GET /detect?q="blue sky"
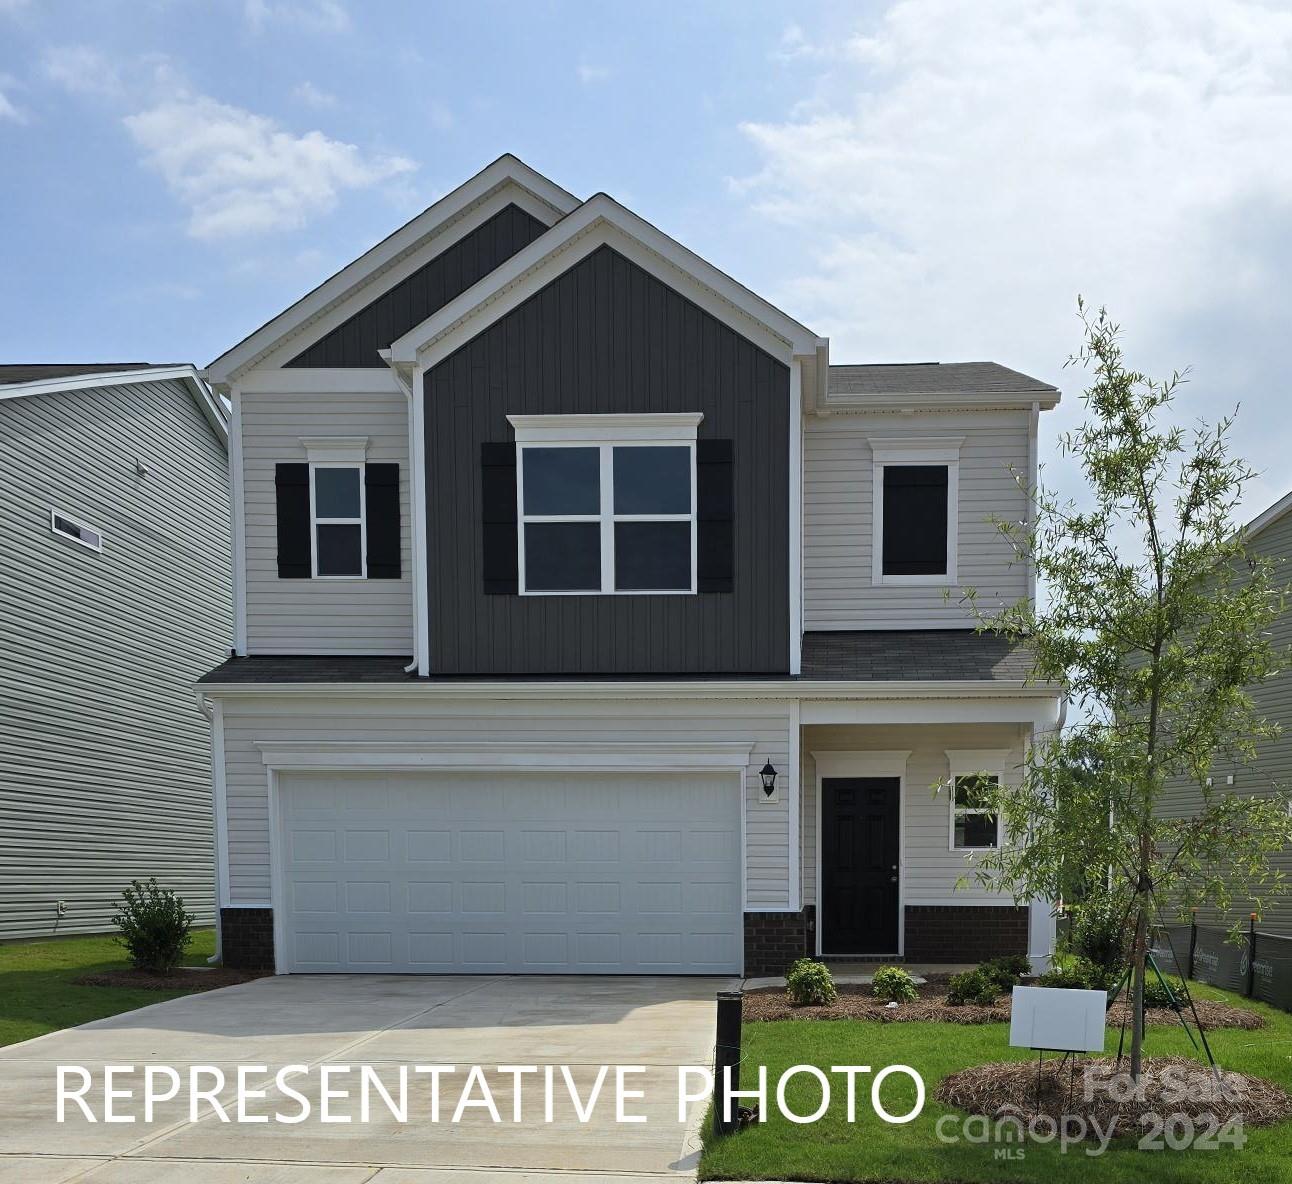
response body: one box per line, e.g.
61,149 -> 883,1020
3,0 -> 1292,514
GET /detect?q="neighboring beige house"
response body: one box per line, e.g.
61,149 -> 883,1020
0,364 -> 230,938
199,154 -> 1064,977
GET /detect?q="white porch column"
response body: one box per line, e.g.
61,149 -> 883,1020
1028,898 -> 1057,973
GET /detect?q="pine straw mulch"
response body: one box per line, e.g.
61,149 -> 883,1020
939,1056 -> 1292,1134
743,979 -> 1265,1029
72,967 -> 266,992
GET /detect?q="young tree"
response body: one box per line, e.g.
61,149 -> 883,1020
970,302 -> 1292,1078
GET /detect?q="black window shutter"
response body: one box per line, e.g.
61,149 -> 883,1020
696,438 -> 734,593
882,465 -> 948,575
364,463 -> 401,579
481,442 -> 518,594
275,463 -> 311,579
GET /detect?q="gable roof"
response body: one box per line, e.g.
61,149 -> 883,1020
207,154 -> 580,387
388,191 -> 824,370
818,361 -> 1060,412
0,364 -> 227,445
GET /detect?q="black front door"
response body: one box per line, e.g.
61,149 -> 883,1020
821,777 -> 900,955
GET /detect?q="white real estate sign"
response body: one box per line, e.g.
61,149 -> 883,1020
1009,986 -> 1107,1053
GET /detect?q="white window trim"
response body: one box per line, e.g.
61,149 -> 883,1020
50,508 -> 104,553
301,436 -> 369,464
509,413 -> 703,597
945,748 -> 1009,852
508,412 -> 703,443
310,462 -> 367,580
870,436 -> 963,587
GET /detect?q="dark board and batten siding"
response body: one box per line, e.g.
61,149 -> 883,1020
286,204 -> 548,368
424,244 -> 790,675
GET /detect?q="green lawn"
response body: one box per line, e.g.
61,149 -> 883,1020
0,929 -> 217,1047
700,984 -> 1292,1183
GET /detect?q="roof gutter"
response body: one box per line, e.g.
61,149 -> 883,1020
197,677 -> 1062,700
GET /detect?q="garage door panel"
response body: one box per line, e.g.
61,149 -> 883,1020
279,771 -> 742,974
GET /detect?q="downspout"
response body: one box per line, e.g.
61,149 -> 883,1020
381,351 -> 422,675
195,692 -> 223,965
1028,400 -> 1040,609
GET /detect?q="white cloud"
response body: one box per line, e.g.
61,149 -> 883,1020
42,45 -> 123,97
291,80 -> 337,108
577,60 -> 612,84
124,94 -> 415,238
244,0 -> 349,34
0,75 -> 25,124
738,0 -> 1292,406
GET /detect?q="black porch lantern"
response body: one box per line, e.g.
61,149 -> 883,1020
759,760 -> 778,798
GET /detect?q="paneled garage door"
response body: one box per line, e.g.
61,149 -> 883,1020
277,770 -> 743,973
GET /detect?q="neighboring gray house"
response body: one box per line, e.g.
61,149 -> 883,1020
0,364 -> 231,939
201,155 -> 1064,978
1159,489 -> 1292,938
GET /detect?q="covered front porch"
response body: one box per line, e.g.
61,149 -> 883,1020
744,656 -> 1062,976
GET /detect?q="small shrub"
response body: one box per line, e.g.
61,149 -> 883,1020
872,965 -> 918,1003
785,957 -> 837,1005
1142,974 -> 1187,1009
1062,894 -> 1132,985
112,878 -> 194,974
1035,954 -> 1102,990
946,968 -> 1000,1006
980,954 -> 1030,991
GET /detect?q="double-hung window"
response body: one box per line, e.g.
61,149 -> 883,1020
510,413 -> 701,595
871,436 -> 962,585
946,750 -> 1007,851
310,464 -> 366,578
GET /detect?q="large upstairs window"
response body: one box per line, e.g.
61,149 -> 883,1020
510,413 -> 701,595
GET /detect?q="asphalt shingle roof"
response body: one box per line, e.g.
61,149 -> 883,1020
827,361 -> 1056,398
801,630 -> 1036,681
0,363 -> 183,386
201,632 -> 1035,685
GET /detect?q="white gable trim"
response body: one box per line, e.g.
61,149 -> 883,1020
207,155 -> 580,386
0,366 -> 227,446
1244,488 -> 1292,540
390,194 -> 821,369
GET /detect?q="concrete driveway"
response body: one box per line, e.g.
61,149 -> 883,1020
0,974 -> 736,1183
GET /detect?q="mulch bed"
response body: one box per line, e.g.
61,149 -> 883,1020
939,1056 -> 1292,1134
744,980 -> 1265,1029
72,967 -> 265,992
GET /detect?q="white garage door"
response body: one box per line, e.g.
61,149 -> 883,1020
277,770 -> 742,973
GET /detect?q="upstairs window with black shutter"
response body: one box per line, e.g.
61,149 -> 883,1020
491,413 -> 731,596
870,436 -> 962,585
276,447 -> 401,581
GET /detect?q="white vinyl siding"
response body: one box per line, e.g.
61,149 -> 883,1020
241,389 -> 412,654
218,694 -> 794,910
800,722 -> 1028,906
0,379 -> 229,938
803,409 -> 1031,629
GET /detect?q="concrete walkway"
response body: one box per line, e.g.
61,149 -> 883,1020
0,974 -> 737,1183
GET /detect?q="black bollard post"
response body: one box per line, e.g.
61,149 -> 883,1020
1247,913 -> 1258,998
713,990 -> 743,1136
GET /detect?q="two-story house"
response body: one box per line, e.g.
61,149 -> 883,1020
200,155 -> 1063,977
0,363 -> 230,938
